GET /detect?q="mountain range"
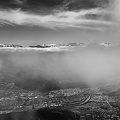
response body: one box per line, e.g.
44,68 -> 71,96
0,42 -> 118,48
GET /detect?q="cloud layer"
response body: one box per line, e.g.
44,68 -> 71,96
1,46 -> 120,91
0,8 -> 115,30
0,0 -> 119,30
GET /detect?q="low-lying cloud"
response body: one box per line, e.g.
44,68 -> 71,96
1,47 -> 120,92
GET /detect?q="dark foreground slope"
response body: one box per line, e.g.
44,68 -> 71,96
0,108 -> 77,120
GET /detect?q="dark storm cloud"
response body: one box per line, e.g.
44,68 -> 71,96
0,0 -> 63,10
13,0 -> 27,5
0,0 -> 110,11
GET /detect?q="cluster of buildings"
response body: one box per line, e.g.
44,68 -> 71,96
0,84 -> 120,120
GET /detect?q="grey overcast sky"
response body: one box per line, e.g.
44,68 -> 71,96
0,0 -> 120,46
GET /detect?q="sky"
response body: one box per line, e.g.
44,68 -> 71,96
0,0 -> 120,46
